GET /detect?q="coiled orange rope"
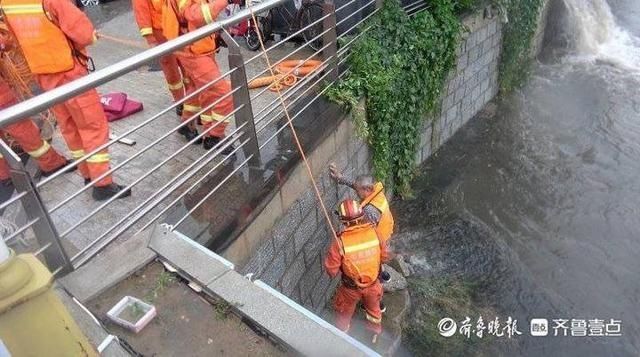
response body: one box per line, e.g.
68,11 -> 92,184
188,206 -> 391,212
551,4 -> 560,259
0,23 -> 56,141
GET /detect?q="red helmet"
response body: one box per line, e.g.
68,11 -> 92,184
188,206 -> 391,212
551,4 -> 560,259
337,199 -> 363,221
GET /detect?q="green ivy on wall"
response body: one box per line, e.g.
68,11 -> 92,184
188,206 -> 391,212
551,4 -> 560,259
496,0 -> 544,93
326,0 -> 461,197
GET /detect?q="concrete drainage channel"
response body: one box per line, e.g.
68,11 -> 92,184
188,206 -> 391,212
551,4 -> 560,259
147,224 -> 379,357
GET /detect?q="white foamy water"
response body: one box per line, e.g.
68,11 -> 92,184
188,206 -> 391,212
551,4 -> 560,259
562,0 -> 640,72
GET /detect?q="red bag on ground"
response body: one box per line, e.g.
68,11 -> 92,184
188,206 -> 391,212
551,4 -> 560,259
100,92 -> 144,122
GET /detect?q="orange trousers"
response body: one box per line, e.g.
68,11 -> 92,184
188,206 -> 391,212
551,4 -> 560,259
36,62 -> 113,187
0,81 -> 67,180
176,51 -> 234,138
148,30 -> 185,102
333,281 -> 383,335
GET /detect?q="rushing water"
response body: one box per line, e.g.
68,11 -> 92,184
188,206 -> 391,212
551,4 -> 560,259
394,0 -> 640,355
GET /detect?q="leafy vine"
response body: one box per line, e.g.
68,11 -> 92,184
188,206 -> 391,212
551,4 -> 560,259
496,0 -> 544,92
325,0 -> 462,197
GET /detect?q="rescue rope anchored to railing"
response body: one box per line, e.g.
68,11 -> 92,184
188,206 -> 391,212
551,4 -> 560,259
246,2 -> 344,254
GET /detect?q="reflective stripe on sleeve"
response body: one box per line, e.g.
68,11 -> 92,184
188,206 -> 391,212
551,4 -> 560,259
86,153 -> 110,164
201,4 -> 213,24
140,27 -> 153,36
27,140 -> 51,159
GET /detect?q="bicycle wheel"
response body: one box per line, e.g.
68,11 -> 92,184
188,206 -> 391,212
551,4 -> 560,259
246,27 -> 261,51
300,3 -> 324,52
245,15 -> 272,51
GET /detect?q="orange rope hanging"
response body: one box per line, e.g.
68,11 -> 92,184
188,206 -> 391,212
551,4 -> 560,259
246,4 -> 342,250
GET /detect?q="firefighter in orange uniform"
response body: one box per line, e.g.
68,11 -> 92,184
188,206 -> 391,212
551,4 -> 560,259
0,0 -> 131,201
162,0 -> 236,153
0,31 -> 71,186
329,164 -> 395,244
324,199 -> 388,343
132,0 -> 201,142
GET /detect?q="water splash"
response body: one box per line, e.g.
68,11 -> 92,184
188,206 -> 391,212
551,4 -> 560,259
562,0 -> 640,72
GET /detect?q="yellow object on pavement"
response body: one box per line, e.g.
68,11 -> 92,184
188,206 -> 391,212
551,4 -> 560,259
0,251 -> 98,356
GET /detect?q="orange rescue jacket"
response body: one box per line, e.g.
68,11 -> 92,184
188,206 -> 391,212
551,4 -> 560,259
0,0 -> 74,74
162,0 -> 226,55
361,182 -> 394,243
339,223 -> 382,288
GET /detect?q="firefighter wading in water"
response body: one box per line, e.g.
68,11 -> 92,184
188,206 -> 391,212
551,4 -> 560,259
0,0 -> 131,201
162,0 -> 238,153
324,199 -> 389,344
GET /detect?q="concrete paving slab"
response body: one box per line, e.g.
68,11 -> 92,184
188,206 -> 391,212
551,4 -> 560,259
148,226 -> 233,286
209,273 -> 379,357
60,229 -> 156,302
151,225 -> 377,356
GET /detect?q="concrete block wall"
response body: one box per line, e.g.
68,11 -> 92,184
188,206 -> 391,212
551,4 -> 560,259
240,118 -> 373,313
417,11 -> 502,160
239,4 -> 552,312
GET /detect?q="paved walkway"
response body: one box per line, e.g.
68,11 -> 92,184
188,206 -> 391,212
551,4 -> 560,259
4,0 -> 316,264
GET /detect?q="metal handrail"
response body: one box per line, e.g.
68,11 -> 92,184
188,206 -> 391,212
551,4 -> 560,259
0,0 -> 414,275
0,0 -> 290,126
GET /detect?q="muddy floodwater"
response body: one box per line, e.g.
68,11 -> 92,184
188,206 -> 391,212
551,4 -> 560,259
393,0 -> 640,356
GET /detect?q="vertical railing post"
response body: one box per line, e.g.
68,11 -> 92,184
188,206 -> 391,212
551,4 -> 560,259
322,1 -> 338,82
222,31 -> 262,168
0,140 -> 72,275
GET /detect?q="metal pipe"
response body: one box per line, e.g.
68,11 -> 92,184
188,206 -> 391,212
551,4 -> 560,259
48,87 -> 240,214
243,12 -> 332,67
70,134 -> 243,266
69,126 -> 247,258
36,68 -> 237,189
403,0 -> 425,10
336,7 -> 378,42
172,152 -> 253,229
255,59 -> 334,134
335,0 -> 358,13
246,26 -> 332,92
34,242 -> 52,257
259,73 -> 336,150
252,45 -> 334,123
0,233 -> 9,263
0,0 -> 289,127
138,139 -> 250,231
337,25 -> 374,57
0,191 -> 27,212
58,105 -> 246,239
2,218 -> 39,244
335,0 -> 376,28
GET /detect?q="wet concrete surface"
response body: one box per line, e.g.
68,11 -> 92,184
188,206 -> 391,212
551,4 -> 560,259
4,0 -> 325,263
393,17 -> 640,357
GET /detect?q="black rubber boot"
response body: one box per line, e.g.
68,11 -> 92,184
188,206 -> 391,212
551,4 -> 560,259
92,183 -> 132,201
176,103 -> 184,117
177,125 -> 203,145
203,136 -> 234,155
40,160 -> 77,177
